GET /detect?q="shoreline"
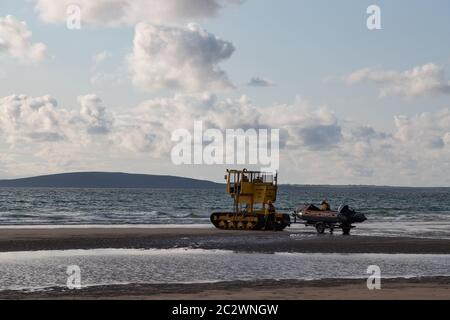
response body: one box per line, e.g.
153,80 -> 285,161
1,226 -> 450,254
1,277 -> 449,300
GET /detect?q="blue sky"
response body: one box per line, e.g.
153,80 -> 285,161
2,0 -> 450,127
1,1 -> 450,186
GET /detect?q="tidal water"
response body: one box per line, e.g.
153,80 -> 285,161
1,186 -> 450,238
0,249 -> 449,291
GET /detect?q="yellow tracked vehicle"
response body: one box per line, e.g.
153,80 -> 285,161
210,169 -> 291,231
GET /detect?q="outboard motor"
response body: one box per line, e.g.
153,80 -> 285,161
337,204 -> 367,223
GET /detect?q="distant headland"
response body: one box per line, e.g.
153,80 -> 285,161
0,172 -> 222,189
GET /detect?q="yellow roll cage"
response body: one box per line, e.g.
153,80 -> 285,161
225,169 -> 278,215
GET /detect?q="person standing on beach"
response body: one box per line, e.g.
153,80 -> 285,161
265,201 -> 277,230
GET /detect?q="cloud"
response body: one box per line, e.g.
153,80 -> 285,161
351,126 -> 389,141
111,94 -> 343,152
296,125 -> 341,149
3,93 -> 450,186
344,63 -> 450,97
258,99 -> 342,149
78,95 -> 112,134
92,51 -> 112,65
0,94 -> 113,147
0,15 -> 48,62
34,0 -> 243,27
0,95 -> 64,145
248,77 -> 275,87
0,93 -> 342,154
128,23 -> 235,92
393,109 -> 450,149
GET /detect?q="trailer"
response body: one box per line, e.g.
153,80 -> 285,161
292,204 -> 366,235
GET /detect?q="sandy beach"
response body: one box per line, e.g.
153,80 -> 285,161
1,227 -> 449,300
0,278 -> 449,300
0,227 -> 450,254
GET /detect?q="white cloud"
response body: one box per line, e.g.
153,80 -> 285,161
393,109 -> 450,149
0,94 -> 114,147
2,93 -> 450,186
345,63 -> 450,97
443,132 -> 450,145
78,95 -> 112,134
34,0 -> 243,27
257,99 -> 342,149
0,15 -> 48,63
248,77 -> 275,87
0,93 -> 343,155
0,95 -> 64,145
128,23 -> 235,92
124,94 -> 343,151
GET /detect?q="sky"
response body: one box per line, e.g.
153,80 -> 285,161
1,0 -> 450,186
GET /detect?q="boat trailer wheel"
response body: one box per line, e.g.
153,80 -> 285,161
315,222 -> 326,234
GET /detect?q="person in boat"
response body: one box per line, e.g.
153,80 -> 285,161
321,200 -> 331,211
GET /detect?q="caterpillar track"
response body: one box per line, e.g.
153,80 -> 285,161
210,212 -> 291,231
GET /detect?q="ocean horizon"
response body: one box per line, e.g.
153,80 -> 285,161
0,185 -> 449,239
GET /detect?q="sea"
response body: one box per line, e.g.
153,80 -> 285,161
1,185 -> 450,239
1,186 -> 450,292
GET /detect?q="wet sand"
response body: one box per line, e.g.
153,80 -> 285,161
0,227 -> 450,253
1,278 -> 449,300
1,227 -> 449,300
